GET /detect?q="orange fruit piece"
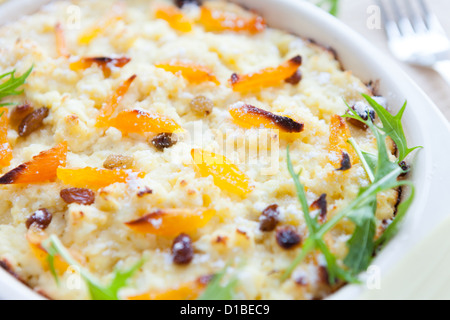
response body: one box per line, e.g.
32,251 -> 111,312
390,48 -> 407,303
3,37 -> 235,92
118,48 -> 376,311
155,4 -> 193,32
0,107 -> 13,168
229,103 -> 304,133
328,115 -> 357,169
78,4 -> 124,45
125,208 -> 215,237
0,142 -> 67,184
191,148 -> 254,197
128,278 -> 209,300
96,74 -> 137,126
55,23 -> 70,58
57,167 -> 145,190
70,56 -> 131,78
199,6 -> 266,34
155,60 -> 220,85
229,56 -> 302,93
105,109 -> 184,135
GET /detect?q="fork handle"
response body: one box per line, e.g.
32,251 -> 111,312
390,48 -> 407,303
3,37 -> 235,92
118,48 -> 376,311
433,60 -> 450,87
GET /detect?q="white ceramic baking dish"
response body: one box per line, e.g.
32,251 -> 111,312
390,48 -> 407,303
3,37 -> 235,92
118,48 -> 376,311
0,0 -> 449,300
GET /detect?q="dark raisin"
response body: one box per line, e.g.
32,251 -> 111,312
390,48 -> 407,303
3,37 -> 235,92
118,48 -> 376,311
10,104 -> 33,125
347,102 -> 375,129
172,233 -> 194,265
276,226 -> 301,250
175,0 -> 200,8
399,161 -> 410,177
151,133 -> 176,151
259,204 -> 280,232
103,154 -> 134,170
26,209 -> 52,230
137,187 -> 153,197
336,151 -> 351,171
285,70 -> 302,85
60,188 -> 95,205
311,194 -> 327,222
18,107 -> 49,137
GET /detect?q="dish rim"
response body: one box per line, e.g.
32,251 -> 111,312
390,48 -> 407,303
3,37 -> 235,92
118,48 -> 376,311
0,0 -> 449,300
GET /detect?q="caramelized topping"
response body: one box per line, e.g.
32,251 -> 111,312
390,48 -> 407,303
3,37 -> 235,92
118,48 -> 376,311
0,107 -> 12,167
229,56 -> 302,93
310,194 -> 327,223
60,188 -> 95,205
103,154 -> 135,170
229,103 -> 303,133
259,204 -> 280,232
285,70 -> 302,85
26,209 -> 52,230
172,233 -> 194,265
336,151 -> 352,171
18,107 -> 49,137
155,4 -> 193,32
276,226 -> 301,250
70,57 -> 131,77
0,143 -> 67,185
190,96 -> 214,116
329,115 -> 357,169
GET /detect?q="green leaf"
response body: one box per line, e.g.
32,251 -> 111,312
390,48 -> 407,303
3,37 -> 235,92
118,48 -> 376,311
313,0 -> 340,16
362,94 -> 422,161
344,198 -> 377,274
0,66 -> 33,101
197,265 -> 239,300
43,235 -> 144,300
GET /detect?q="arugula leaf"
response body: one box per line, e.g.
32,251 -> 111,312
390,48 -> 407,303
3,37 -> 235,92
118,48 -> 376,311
197,265 -> 239,300
362,94 -> 421,161
0,66 -> 33,102
43,235 -> 144,300
312,0 -> 340,16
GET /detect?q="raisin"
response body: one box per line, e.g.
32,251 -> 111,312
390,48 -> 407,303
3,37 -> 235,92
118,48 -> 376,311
190,96 -> 214,116
10,104 -> 33,125
311,194 -> 327,222
60,188 -> 95,205
276,226 -> 301,250
285,70 -> 302,85
172,233 -> 194,265
25,209 -> 52,230
259,204 -> 280,232
18,107 -> 49,137
175,0 -> 200,8
151,133 -> 176,151
103,154 -> 134,170
336,151 -> 351,171
347,102 -> 375,129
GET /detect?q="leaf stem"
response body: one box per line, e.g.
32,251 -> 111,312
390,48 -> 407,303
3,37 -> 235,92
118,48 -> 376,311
348,137 -> 375,183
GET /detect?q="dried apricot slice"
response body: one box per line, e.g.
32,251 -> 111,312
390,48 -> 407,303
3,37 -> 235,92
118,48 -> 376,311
55,23 -> 70,58
96,74 -> 137,126
229,56 -> 302,93
229,103 -> 303,133
155,4 -> 193,32
155,61 -> 220,85
0,107 -> 12,167
191,148 -> 254,197
328,115 -> 357,169
106,109 -> 184,135
70,57 -> 131,78
128,278 -> 208,300
78,4 -> 124,45
125,208 -> 215,237
199,6 -> 266,34
57,167 -> 145,190
0,142 -> 67,184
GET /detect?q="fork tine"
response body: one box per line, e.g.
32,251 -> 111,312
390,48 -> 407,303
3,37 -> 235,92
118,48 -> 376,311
390,0 -> 415,36
419,0 -> 447,35
377,0 -> 401,39
405,0 -> 428,34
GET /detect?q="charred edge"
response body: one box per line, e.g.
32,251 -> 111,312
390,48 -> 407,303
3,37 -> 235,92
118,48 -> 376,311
244,104 -> 304,133
307,38 -> 343,71
0,164 -> 28,184
393,186 -> 403,217
311,193 -> 327,222
285,70 -> 302,85
336,151 -> 352,171
230,73 -> 240,85
126,210 -> 165,226
289,55 -> 302,66
366,80 -> 381,96
0,259 -> 27,285
127,74 -> 138,83
137,187 -> 153,197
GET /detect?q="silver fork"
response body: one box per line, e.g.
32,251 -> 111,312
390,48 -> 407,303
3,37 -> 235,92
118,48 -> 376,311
377,0 -> 450,85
